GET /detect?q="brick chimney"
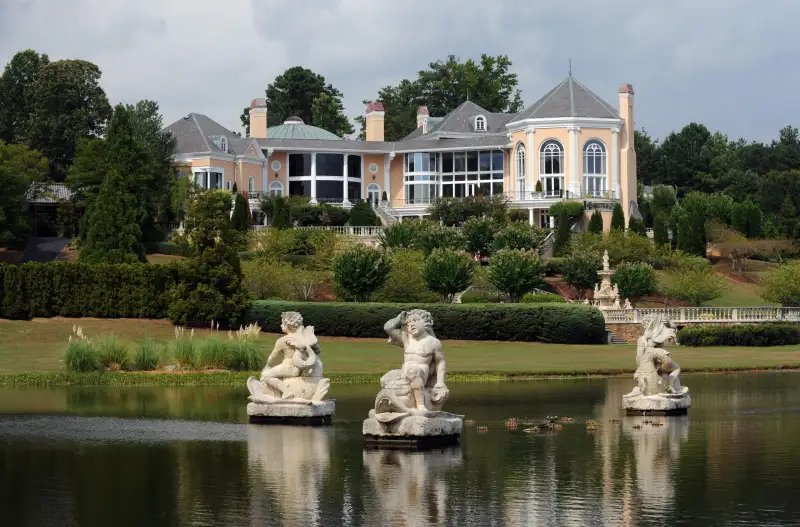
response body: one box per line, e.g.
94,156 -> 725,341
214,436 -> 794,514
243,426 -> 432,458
416,105 -> 429,129
365,101 -> 385,142
249,97 -> 268,139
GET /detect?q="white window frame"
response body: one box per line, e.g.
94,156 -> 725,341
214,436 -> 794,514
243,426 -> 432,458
219,136 -> 228,153
539,139 -> 565,198
248,176 -> 255,192
422,117 -> 429,134
516,143 -> 526,196
582,139 -> 607,198
269,180 -> 284,197
474,115 -> 487,132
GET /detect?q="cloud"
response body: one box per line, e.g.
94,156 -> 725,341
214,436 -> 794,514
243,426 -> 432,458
1,0 -> 799,140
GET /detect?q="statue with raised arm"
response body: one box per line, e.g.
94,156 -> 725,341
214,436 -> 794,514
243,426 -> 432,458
622,314 -> 691,415
246,312 -> 334,423
363,310 -> 463,445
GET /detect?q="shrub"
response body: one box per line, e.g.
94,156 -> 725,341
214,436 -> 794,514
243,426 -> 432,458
64,327 -> 99,372
628,216 -> 647,236
96,336 -> 130,370
423,248 -> 476,303
760,261 -> 800,306
661,267 -> 729,306
198,337 -> 229,369
678,324 -> 800,347
288,268 -> 329,301
349,200 -> 378,226
462,217 -> 500,259
588,211 -> 604,235
520,292 -> 565,303
417,224 -> 465,256
653,213 -> 669,246
134,337 -> 161,371
332,245 -> 390,302
546,257 -> 567,276
231,192 -> 250,231
492,223 -> 547,253
487,250 -> 547,302
171,328 -> 196,369
535,180 -> 543,192
509,210 -> 528,223
379,221 -> 425,250
611,262 -> 658,307
224,339 -> 263,371
248,301 -> 607,344
242,258 -> 294,300
374,250 -> 438,303
563,253 -> 600,298
610,202 -> 625,232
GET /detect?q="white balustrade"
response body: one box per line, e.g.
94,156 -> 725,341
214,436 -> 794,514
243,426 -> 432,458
603,307 -> 800,324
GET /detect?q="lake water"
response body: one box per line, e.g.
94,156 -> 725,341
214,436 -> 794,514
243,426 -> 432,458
1,373 -> 799,526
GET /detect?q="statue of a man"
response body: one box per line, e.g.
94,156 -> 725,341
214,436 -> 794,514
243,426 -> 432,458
631,315 -> 686,396
376,310 -> 449,416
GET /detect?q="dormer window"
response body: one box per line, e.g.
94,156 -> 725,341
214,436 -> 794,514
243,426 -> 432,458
474,115 -> 486,132
219,136 -> 228,153
422,117 -> 429,134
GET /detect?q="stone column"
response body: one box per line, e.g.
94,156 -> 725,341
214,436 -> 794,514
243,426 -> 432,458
310,153 -> 318,204
568,126 -> 580,197
528,208 -> 534,226
611,127 -> 620,199
384,153 -> 394,203
526,126 -> 535,194
549,215 -> 555,229
342,154 -> 350,205
438,153 -> 443,199
360,156 -> 365,200
205,168 -> 211,190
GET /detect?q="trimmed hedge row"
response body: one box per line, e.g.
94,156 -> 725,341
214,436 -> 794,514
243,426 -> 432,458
0,262 -> 178,320
248,301 -> 607,344
678,324 -> 800,347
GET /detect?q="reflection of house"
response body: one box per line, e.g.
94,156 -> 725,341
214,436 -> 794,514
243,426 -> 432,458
163,74 -> 638,228
25,182 -> 74,236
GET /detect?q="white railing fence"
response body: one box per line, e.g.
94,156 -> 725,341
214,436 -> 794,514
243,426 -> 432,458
250,225 -> 384,237
603,307 -> 800,324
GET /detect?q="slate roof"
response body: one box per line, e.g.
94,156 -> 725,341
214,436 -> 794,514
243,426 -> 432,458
26,182 -> 73,204
402,101 -> 514,140
512,74 -> 619,121
163,113 -> 245,155
254,135 -> 509,153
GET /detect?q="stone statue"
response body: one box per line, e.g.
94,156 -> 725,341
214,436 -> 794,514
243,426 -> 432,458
622,314 -> 691,415
246,311 -> 334,423
613,298 -> 621,309
583,298 -> 591,305
363,310 -> 463,444
624,298 -> 633,310
602,250 -> 610,270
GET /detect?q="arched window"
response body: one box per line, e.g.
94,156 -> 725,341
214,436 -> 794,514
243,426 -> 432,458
248,176 -> 255,193
474,115 -> 486,132
516,143 -> 526,197
219,136 -> 228,153
422,117 -> 429,134
269,180 -> 284,197
367,183 -> 381,204
583,139 -> 607,197
539,139 -> 565,197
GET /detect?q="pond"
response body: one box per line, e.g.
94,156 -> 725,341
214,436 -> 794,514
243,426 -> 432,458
1,373 -> 799,526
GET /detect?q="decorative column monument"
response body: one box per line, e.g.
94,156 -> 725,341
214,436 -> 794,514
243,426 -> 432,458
622,314 -> 691,416
246,311 -> 334,424
593,250 -> 621,310
362,310 -> 464,448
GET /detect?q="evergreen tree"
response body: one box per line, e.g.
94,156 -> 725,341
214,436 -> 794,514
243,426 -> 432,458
677,212 -> 707,256
628,216 -> 647,236
552,213 -> 572,257
610,202 -> 625,232
588,210 -> 604,235
232,182 -> 238,193
231,192 -> 250,231
780,195 -> 797,238
653,213 -> 670,246
80,170 -> 145,263
349,200 -> 378,226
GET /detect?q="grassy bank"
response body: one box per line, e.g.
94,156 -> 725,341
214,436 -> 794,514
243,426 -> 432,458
0,318 -> 798,386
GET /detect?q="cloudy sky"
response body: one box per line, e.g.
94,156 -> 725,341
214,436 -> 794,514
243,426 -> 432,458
1,0 -> 798,142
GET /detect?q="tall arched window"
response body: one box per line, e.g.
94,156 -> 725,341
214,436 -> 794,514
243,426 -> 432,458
516,143 -> 526,197
366,183 -> 381,204
583,139 -> 607,197
539,139 -> 565,197
219,136 -> 228,153
474,115 -> 486,132
269,180 -> 284,197
248,176 -> 255,193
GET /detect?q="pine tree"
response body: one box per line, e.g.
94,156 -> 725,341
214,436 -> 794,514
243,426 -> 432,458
628,216 -> 647,236
231,192 -> 250,231
553,213 -> 572,257
610,202 -> 625,232
653,213 -> 669,246
780,195 -> 797,239
80,170 -> 145,263
588,210 -> 604,234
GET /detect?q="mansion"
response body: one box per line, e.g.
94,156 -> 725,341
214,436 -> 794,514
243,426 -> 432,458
164,74 -> 638,228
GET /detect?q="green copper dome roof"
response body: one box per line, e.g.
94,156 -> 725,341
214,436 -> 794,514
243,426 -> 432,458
267,117 -> 340,140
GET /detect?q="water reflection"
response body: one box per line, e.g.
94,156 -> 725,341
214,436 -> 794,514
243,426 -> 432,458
247,425 -> 332,527
362,447 -> 462,526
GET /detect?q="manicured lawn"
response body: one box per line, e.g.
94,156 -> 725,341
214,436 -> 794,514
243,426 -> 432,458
0,318 -> 798,376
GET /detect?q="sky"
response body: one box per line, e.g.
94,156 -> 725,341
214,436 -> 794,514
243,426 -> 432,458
1,0 -> 799,142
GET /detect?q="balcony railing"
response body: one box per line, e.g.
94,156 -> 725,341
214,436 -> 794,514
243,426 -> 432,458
603,307 -> 800,324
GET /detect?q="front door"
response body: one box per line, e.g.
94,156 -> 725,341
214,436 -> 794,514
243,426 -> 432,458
367,186 -> 380,204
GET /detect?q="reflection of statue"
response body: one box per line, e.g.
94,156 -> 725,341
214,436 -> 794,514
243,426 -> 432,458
247,312 -> 329,403
246,312 -> 334,423
362,448 -> 462,526
623,314 -> 691,414
363,311 -> 463,443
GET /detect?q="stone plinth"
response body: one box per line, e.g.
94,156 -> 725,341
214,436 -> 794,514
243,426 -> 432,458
622,393 -> 691,416
247,400 -> 335,426
363,410 -> 464,449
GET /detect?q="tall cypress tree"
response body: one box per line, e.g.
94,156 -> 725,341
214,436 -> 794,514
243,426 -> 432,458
610,202 -> 625,232
653,214 -> 669,246
588,210 -> 604,235
231,192 -> 250,231
80,169 -> 145,263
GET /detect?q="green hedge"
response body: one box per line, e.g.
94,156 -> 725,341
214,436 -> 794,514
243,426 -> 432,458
520,292 -> 565,304
678,324 -> 800,347
248,301 -> 606,344
546,258 -> 566,276
0,262 -> 178,320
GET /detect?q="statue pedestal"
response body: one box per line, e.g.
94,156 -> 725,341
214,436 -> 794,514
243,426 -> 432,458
622,392 -> 692,416
362,410 -> 464,450
247,400 -> 335,426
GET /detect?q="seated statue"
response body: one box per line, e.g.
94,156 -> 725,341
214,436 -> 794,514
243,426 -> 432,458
371,310 -> 450,423
628,314 -> 688,398
246,311 -> 330,404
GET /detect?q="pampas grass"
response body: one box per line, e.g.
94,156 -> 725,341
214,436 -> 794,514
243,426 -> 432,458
134,336 -> 161,371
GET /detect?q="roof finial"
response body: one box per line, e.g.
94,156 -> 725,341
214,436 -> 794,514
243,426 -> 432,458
569,58 -> 572,76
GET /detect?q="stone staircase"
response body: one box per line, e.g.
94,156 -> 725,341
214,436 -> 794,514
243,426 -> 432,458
373,202 -> 399,226
606,328 -> 628,344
